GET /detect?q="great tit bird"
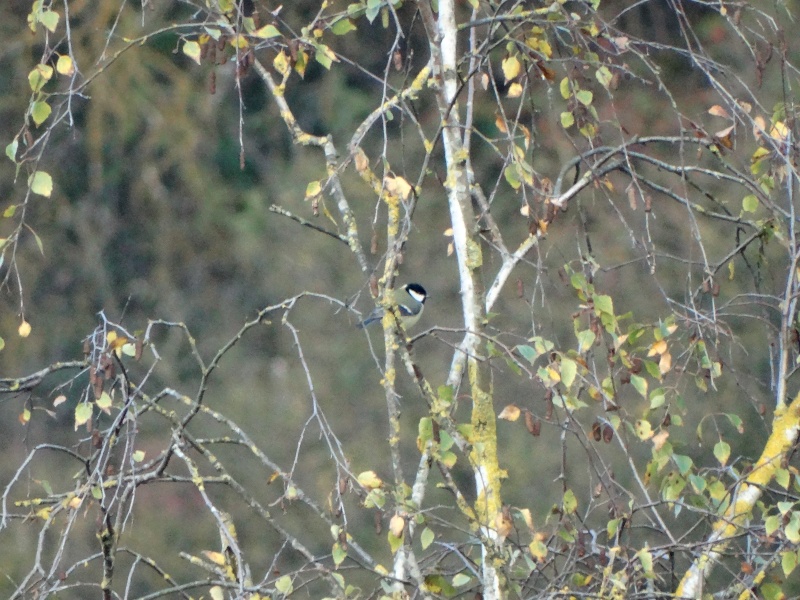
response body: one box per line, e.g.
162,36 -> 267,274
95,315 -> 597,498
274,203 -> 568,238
357,283 -> 428,329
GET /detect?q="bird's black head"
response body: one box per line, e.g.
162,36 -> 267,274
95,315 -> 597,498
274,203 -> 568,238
405,283 -> 428,303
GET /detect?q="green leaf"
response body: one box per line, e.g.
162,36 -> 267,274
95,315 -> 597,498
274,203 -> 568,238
440,450 -> 456,468
595,66 -> 613,88
787,513 -> 800,544
96,391 -> 113,410
452,573 -> 472,587
688,473 -> 706,493
29,171 -> 53,197
637,547 -> 653,576
713,440 -> 730,466
649,388 -> 666,409
776,467 -> 791,490
575,89 -> 593,106
313,43 -> 337,69
417,417 -> 433,450
630,374 -> 648,398
644,360 -> 661,380
332,541 -> 347,566
765,514 -> 781,536
305,180 -> 322,199
74,402 -> 93,428
782,550 -> 798,577
31,229 -> 44,255
725,413 -> 744,433
673,454 -> 693,476
132,450 -> 145,462
275,575 -> 293,594
347,2 -> 366,18
742,194 -> 758,212
6,137 -> 18,162
39,9 -> 59,32
387,528 -> 403,554
559,77 -> 571,99
562,489 -> 577,514
423,574 -> 456,596
31,101 -> 51,127
576,329 -> 595,353
593,294 -> 614,316
28,64 -> 54,93
331,18 -> 357,35
560,111 -> 575,129
517,344 -> 537,364
0,336 -> 4,352
504,163 -> 522,190
607,518 -> 621,538
365,0 -> 381,22
560,357 -> 577,387
182,40 -> 202,64
254,24 -> 281,38
420,527 -> 434,550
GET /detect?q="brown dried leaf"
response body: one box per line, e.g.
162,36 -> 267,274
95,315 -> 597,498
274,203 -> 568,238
708,105 -> 730,119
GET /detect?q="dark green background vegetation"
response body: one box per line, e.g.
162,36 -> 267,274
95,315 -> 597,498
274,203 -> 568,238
1,1 -> 796,597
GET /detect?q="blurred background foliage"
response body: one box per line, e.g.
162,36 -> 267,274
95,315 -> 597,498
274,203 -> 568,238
0,0 -> 797,596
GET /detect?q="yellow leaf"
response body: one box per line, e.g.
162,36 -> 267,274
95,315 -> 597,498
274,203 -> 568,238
273,50 -> 290,76
519,508 -> 534,531
230,34 -> 249,49
210,586 -> 225,600
647,339 -> 667,356
659,352 -> 672,374
389,514 -> 405,537
501,55 -> 521,83
498,404 -> 521,421
635,419 -> 654,441
507,82 -> 523,98
529,532 -> 548,560
771,120 -> 789,141
18,320 -> 32,338
183,40 -> 202,64
56,55 -> 74,76
357,470 -> 383,489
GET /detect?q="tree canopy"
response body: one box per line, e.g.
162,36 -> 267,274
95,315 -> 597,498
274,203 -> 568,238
3,1 -> 800,599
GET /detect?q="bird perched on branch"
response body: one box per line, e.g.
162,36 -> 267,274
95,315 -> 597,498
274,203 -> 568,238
357,283 -> 428,329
